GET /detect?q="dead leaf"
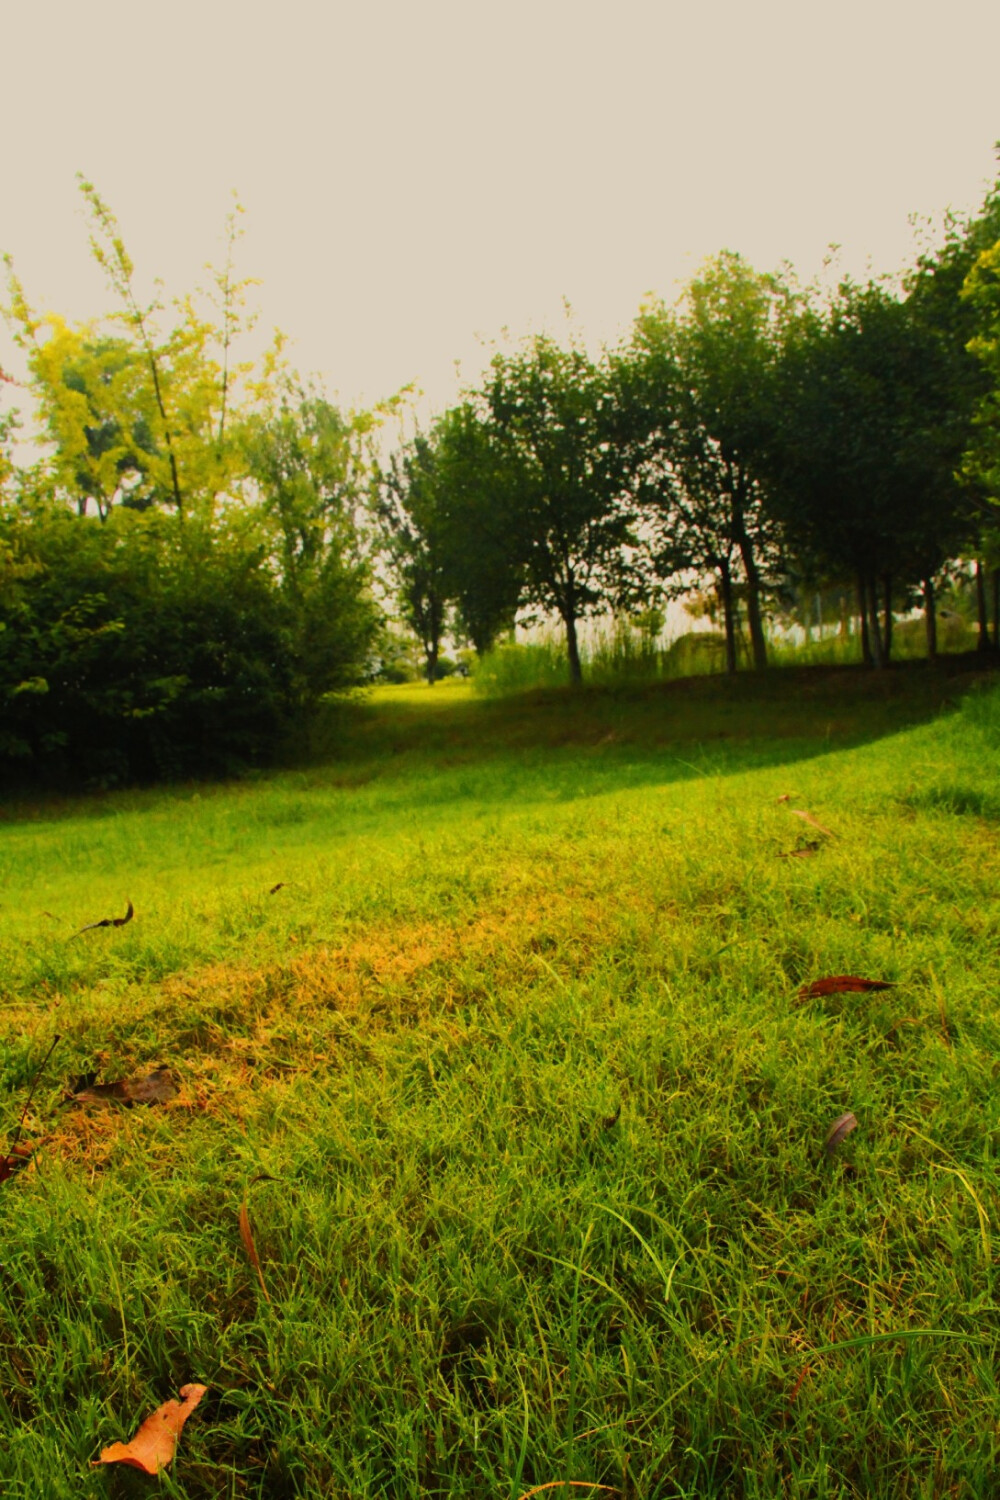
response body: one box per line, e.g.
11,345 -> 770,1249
825,1111 -> 858,1155
268,882 -> 286,895
515,1485 -> 621,1499
239,1200 -> 270,1303
798,976 -> 895,1000
775,793 -> 792,803
70,1065 -> 177,1107
72,900 -> 133,937
96,1383 -> 206,1474
790,810 -> 835,837
0,1034 -> 61,1186
777,841 -> 821,859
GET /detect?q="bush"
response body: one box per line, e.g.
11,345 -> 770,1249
0,504 -> 377,784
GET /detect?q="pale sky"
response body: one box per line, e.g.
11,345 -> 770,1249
2,0 -> 1000,427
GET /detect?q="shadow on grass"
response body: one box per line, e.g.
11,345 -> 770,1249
2,656 -> 996,830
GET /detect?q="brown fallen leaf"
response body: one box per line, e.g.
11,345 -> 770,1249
515,1485 -> 621,1499
70,1065 -> 178,1107
268,882 -> 287,895
775,793 -> 792,803
777,841 -> 821,859
798,976 -> 896,1001
239,1176 -> 276,1303
825,1111 -> 858,1155
0,1035 -> 61,1186
790,810 -> 835,838
72,899 -> 133,937
97,1383 -> 206,1474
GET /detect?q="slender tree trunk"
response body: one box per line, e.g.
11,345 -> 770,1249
857,572 -> 873,666
993,569 -> 1000,656
718,560 -> 737,675
882,571 -> 893,664
425,643 -> 439,684
976,559 -> 991,652
867,575 -> 885,669
924,575 -> 937,666
564,609 -> 583,685
736,533 -> 768,671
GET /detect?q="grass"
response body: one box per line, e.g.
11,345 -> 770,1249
470,617 -> 982,695
1,662 -> 1000,1497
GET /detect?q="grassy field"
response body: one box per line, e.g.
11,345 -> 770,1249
2,662 -> 1000,1498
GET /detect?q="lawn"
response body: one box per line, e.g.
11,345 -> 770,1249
1,662 -> 999,1498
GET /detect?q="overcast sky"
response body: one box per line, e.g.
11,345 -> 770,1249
2,0 -> 999,425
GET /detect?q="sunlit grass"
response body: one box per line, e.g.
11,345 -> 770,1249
1,667 -> 999,1497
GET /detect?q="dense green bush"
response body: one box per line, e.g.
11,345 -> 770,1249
0,504 -> 378,784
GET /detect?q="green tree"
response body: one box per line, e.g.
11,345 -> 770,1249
621,254 -> 795,672
375,432 -> 451,682
474,335 -> 642,684
765,277 -> 973,666
431,402 -> 523,655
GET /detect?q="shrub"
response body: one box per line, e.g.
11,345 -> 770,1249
0,504 -> 377,784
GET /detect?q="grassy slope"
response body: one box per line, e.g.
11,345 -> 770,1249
1,665 -> 999,1498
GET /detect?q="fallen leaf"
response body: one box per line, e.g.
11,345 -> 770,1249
790,810 -> 835,837
798,976 -> 896,1000
73,900 -> 133,937
0,1035 -> 61,1186
70,1065 -> 178,1107
268,882 -> 286,895
239,1197 -> 270,1303
97,1383 -> 206,1474
775,793 -> 792,803
777,841 -> 821,859
825,1111 -> 858,1155
516,1485 -> 621,1499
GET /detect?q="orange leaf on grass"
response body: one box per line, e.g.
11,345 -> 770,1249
798,976 -> 895,1000
97,1383 -> 206,1474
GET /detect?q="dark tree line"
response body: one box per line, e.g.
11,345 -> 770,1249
377,167 -> 1000,684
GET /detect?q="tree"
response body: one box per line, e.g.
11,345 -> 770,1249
620,255 -> 794,672
242,386 -> 381,708
473,335 -> 643,684
765,277 -> 973,666
374,432 -> 451,682
431,402 -> 523,655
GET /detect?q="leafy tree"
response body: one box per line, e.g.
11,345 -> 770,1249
766,277 -> 976,665
374,432 -> 451,682
431,402 -> 523,655
472,335 -> 643,684
241,386 -> 381,707
620,254 -> 794,672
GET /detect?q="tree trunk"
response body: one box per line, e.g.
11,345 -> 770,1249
976,559 -> 991,652
993,569 -> 1000,656
564,609 -> 583,685
866,574 -> 885,669
718,560 -> 738,675
736,533 -> 768,671
882,571 -> 893,664
924,575 -> 937,666
857,573 -> 873,666
425,643 -> 439,684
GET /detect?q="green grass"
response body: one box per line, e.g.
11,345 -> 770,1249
1,664 -> 1000,1497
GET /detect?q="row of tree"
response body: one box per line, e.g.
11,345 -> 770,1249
4,163 -> 1000,782
377,166 -> 1000,683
